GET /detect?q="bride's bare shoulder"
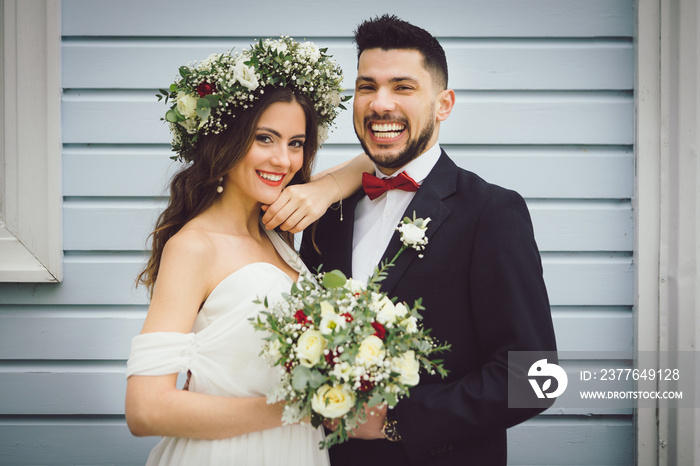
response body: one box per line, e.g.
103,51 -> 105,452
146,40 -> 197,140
164,225 -> 216,260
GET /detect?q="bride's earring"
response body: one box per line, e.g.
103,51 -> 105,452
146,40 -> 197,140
217,177 -> 224,193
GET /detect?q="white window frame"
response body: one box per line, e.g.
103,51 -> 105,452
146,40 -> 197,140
1,0 -> 62,282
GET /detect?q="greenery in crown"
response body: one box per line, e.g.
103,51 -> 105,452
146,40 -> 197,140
157,36 -> 350,163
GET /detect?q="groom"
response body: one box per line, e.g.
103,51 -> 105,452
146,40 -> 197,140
300,15 -> 558,465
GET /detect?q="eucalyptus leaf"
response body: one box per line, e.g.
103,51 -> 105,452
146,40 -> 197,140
204,94 -> 221,107
291,365 -> 311,391
308,370 -> 326,389
196,106 -> 210,121
165,109 -> 179,123
367,392 -> 384,407
322,270 -> 347,288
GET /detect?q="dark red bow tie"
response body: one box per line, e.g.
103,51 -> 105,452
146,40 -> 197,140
362,171 -> 420,200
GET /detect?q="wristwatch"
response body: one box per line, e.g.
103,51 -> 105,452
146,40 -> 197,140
381,413 -> 402,442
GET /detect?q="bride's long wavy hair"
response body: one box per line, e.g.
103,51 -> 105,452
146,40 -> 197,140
137,87 -> 319,296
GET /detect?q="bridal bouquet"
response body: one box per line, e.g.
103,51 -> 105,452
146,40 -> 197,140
252,215 -> 450,449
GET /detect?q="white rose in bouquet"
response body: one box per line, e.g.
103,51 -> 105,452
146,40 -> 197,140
319,300 -> 335,316
296,329 -> 325,368
376,297 -> 399,325
394,350 -> 421,386
356,335 -> 386,366
311,384 -> 356,418
343,278 -> 366,294
400,316 -> 419,334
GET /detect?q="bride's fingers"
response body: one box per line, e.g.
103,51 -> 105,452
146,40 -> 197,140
262,194 -> 294,230
284,211 -> 317,234
261,194 -> 287,227
277,211 -> 304,233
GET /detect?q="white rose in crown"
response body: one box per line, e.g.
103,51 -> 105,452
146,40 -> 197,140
299,41 -> 321,63
177,118 -> 198,134
394,350 -> 421,386
200,53 -> 221,68
233,61 -> 259,91
329,90 -> 342,107
175,91 -> 198,119
317,124 -> 330,146
356,335 -> 386,366
296,329 -> 325,368
264,39 -> 288,55
311,384 -> 356,418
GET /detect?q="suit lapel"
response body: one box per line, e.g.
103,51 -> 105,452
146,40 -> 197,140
377,151 -> 458,295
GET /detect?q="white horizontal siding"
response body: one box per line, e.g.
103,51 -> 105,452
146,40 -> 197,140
61,90 -> 633,145
0,307 -> 632,361
0,254 -> 633,306
63,145 -> 634,199
62,38 -> 634,91
61,198 -> 633,252
0,358 -> 634,416
0,416 -> 633,465
0,0 -> 635,464
61,0 -> 633,38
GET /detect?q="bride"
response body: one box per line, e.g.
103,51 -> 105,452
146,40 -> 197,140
125,38 -> 370,465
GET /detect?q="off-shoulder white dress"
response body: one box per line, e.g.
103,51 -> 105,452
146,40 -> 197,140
126,228 -> 328,466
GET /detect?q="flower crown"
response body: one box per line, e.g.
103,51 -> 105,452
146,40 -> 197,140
158,36 -> 350,163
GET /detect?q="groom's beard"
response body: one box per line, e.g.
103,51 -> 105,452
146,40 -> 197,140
356,117 -> 436,171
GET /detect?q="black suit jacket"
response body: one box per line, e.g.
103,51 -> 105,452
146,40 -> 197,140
300,151 -> 557,465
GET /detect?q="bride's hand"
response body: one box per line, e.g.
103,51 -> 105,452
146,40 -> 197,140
261,175 -> 340,233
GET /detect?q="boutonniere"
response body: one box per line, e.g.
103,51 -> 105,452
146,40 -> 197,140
396,213 -> 430,256
371,212 -> 430,285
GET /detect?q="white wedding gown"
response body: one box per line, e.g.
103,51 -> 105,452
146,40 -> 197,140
126,228 -> 329,466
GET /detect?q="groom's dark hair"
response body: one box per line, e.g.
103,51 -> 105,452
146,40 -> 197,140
353,14 -> 448,90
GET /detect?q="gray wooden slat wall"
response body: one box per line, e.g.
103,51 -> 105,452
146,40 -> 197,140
0,0 -> 635,464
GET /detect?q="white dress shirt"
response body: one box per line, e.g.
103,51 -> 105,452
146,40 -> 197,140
352,143 -> 442,283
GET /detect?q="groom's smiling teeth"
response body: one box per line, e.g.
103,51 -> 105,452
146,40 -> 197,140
257,170 -> 284,182
371,122 -> 405,139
